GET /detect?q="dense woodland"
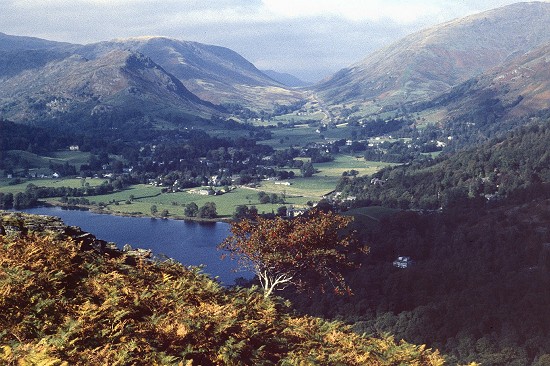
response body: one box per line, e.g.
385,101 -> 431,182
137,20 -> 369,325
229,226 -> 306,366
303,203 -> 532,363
288,193 -> 550,365
283,118 -> 550,365
337,120 -> 550,210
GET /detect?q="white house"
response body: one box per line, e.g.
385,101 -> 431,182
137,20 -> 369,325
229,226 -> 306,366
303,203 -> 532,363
393,256 -> 413,269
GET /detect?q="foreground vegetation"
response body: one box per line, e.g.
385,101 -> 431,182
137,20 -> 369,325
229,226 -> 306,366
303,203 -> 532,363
0,212 -> 445,365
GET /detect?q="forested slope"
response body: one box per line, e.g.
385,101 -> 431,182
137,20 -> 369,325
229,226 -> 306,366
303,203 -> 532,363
300,120 -> 550,365
338,120 -> 550,209
292,194 -> 550,365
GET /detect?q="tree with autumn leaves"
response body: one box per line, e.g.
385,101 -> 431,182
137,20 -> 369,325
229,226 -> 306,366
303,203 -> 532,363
220,209 -> 368,298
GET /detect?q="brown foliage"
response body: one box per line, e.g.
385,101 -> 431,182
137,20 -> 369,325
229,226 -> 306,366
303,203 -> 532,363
0,221 -> 442,365
221,209 -> 368,297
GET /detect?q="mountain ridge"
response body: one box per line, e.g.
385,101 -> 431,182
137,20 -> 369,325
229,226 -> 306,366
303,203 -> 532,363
77,36 -> 304,108
0,48 -> 218,126
315,2 -> 550,117
261,69 -> 313,87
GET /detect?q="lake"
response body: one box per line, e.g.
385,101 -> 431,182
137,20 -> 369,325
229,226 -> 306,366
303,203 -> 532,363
20,207 -> 252,285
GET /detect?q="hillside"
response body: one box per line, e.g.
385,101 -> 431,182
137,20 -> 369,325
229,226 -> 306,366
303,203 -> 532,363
0,33 -> 305,130
0,32 -> 73,51
337,120 -> 550,209
0,33 -> 78,81
78,37 -> 305,110
0,211 -> 444,365
0,48 -> 219,128
315,2 -> 550,117
291,121 -> 550,365
294,193 -> 550,365
262,69 -> 312,87
417,41 -> 550,137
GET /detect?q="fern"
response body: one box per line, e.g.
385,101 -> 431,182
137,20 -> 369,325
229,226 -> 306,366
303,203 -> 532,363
0,213 -> 446,365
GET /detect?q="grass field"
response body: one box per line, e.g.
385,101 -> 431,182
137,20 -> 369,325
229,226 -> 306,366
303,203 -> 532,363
2,154 -> 391,219
261,124 -> 351,149
4,150 -> 94,170
40,185 -> 308,219
0,178 -> 109,193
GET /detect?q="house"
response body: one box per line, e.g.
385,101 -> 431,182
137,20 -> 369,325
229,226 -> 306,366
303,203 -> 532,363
198,189 -> 214,196
287,207 -> 307,218
371,178 -> 385,186
393,256 -> 413,269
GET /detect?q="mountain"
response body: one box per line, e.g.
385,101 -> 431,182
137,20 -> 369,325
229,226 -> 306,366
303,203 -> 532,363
78,37 -> 305,109
0,48 -> 218,127
315,2 -> 550,116
261,70 -> 312,87
0,33 -> 77,80
0,32 -> 73,51
425,41 -> 550,126
0,33 -> 306,132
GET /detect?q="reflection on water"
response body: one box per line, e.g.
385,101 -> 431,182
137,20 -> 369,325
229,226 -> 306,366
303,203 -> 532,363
20,207 -> 251,285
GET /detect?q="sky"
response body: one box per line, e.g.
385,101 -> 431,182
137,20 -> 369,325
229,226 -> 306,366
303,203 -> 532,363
1,0 -> 540,82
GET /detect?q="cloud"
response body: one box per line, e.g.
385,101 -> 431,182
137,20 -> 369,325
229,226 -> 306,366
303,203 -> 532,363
261,0 -> 440,23
1,0 -> 543,81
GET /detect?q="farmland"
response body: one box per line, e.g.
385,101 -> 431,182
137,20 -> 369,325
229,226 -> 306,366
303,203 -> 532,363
0,155 -> 391,220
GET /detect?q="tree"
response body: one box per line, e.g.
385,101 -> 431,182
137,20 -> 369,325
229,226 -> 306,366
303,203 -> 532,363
301,161 -> 315,177
220,209 -> 367,298
150,205 -> 158,216
184,202 -> 199,217
258,191 -> 270,204
233,204 -> 250,220
198,202 -> 217,219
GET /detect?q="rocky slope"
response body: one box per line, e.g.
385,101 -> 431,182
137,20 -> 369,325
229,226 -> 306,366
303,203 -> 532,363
76,36 -> 304,109
0,48 -> 218,125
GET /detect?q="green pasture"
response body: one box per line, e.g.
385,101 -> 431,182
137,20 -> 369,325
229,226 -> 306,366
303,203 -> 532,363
2,153 -> 391,219
0,178 -> 108,194
256,156 -> 390,198
270,111 -> 325,123
73,184 -> 163,203
41,185 -> 304,219
4,150 -> 93,170
315,155 -> 390,177
49,151 -> 93,168
261,124 -> 352,149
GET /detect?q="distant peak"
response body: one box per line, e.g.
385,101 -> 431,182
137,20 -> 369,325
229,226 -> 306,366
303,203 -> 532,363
111,36 -> 172,43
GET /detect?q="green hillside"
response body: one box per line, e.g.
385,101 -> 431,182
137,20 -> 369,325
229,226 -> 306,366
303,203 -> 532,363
337,120 -> 550,209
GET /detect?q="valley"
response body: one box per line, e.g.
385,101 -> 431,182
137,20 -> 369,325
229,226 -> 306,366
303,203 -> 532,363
2,2 -> 550,365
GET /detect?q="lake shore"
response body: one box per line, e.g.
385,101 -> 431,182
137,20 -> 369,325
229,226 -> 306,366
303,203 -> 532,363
37,201 -> 233,224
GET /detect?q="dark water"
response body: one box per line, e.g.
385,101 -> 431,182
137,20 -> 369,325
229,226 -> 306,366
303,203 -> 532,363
20,207 -> 251,285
